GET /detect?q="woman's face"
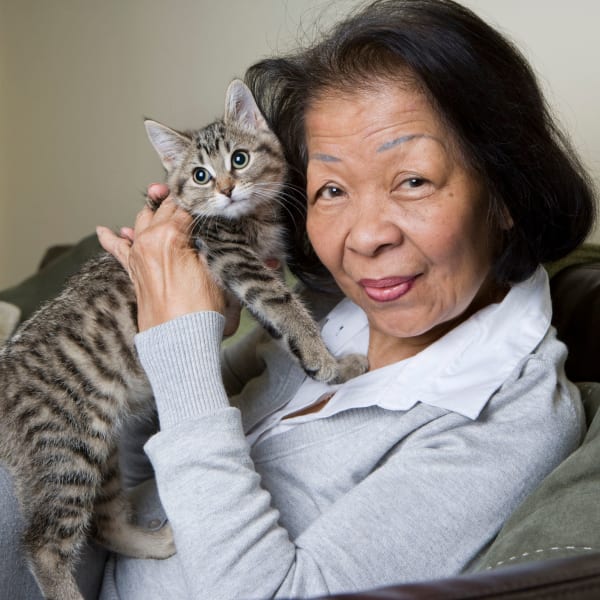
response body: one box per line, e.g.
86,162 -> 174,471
305,82 -> 501,368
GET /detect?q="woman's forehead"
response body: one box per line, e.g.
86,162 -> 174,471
305,88 -> 446,150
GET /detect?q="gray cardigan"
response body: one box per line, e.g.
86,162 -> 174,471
99,308 -> 584,600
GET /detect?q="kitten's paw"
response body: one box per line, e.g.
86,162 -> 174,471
144,522 -> 177,560
304,353 -> 368,383
98,521 -> 176,559
331,353 -> 369,384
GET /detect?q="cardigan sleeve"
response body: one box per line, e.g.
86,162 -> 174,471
130,311 -> 584,599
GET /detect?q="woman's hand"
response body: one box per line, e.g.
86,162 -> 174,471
97,184 -> 237,333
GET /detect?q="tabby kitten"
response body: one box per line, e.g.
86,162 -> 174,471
0,80 -> 367,600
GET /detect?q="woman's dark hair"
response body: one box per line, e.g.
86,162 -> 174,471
246,0 -> 596,289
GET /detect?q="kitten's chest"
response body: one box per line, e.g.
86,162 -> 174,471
199,216 -> 285,262
245,219 -> 286,260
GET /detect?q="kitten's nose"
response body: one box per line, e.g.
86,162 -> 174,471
221,185 -> 235,197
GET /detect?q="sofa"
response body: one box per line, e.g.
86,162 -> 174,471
1,236 -> 599,599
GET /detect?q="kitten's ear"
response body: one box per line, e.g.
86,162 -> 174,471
144,119 -> 189,171
224,79 -> 268,130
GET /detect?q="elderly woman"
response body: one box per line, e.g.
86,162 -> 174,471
92,1 -> 595,597
2,0 -> 595,598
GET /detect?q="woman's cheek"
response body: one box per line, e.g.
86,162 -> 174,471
306,210 -> 340,271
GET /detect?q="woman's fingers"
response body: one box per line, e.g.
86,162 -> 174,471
128,199 -> 192,257
98,189 -> 278,335
143,196 -> 189,229
134,203 -> 157,232
147,182 -> 170,204
119,226 -> 135,243
99,196 -> 220,331
98,196 -> 192,271
96,226 -> 132,271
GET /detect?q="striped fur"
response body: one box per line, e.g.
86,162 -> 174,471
0,80 -> 366,600
0,255 -> 173,600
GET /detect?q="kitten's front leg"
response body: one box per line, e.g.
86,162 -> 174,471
220,256 -> 368,383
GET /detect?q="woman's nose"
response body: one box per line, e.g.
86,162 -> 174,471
346,200 -> 404,257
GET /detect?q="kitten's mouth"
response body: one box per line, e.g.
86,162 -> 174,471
219,194 -> 255,218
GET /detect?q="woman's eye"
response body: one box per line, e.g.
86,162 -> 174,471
396,176 -> 434,198
405,177 -> 426,188
192,167 -> 212,185
231,150 -> 250,169
317,185 -> 345,200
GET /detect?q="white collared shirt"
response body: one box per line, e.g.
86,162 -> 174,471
246,267 -> 552,446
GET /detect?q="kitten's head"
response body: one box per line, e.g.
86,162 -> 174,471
145,80 -> 286,220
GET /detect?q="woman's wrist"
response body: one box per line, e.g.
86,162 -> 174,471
135,311 -> 230,429
135,282 -> 225,332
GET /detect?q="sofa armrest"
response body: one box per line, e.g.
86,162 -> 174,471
314,552 -> 600,599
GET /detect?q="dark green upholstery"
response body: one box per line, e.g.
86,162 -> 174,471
0,235 -> 102,322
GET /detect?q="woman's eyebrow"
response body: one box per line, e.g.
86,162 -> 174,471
377,133 -> 441,153
310,153 -> 342,163
309,134 -> 444,162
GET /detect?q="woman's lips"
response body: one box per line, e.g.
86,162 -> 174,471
359,275 -> 419,302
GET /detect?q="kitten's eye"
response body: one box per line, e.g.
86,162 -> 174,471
192,167 -> 212,185
231,150 -> 250,170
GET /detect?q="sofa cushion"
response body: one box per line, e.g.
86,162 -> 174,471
551,263 -> 600,383
0,234 -> 101,323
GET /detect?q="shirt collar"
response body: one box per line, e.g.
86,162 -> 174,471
288,266 -> 552,422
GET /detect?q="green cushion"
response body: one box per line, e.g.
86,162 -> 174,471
544,243 -> 600,278
474,382 -> 600,571
0,234 -> 102,323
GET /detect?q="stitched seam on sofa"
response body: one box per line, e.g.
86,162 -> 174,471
485,545 -> 597,569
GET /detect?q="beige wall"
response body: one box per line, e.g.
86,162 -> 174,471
1,0 -> 598,289
0,1 -> 9,285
